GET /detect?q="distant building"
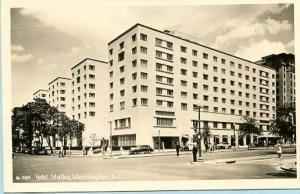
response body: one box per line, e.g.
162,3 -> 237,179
256,53 -> 295,108
71,58 -> 109,147
33,89 -> 49,101
48,77 -> 72,117
256,53 -> 296,143
107,23 -> 277,149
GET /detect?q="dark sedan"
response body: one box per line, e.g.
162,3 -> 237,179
129,145 -> 154,154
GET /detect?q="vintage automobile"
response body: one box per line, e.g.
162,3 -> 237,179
216,143 -> 231,149
129,145 -> 154,154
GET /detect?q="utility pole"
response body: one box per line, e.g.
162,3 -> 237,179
109,121 -> 112,155
158,130 -> 161,152
197,106 -> 202,158
233,123 -> 236,150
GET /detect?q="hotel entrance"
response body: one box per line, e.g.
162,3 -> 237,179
153,136 -> 179,149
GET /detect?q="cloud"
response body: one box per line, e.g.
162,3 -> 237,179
235,39 -> 287,61
214,17 -> 292,49
11,44 -> 24,52
265,18 -> 291,34
37,58 -> 44,63
60,46 -> 80,56
12,53 -> 33,62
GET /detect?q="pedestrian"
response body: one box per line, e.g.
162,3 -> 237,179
205,143 -> 208,152
192,145 -> 198,162
60,145 -> 64,157
120,146 -> 124,156
82,146 -> 86,156
176,143 -> 180,157
277,143 -> 282,160
162,142 -> 165,151
88,146 -> 93,157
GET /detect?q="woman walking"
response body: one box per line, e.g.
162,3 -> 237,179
277,143 -> 282,160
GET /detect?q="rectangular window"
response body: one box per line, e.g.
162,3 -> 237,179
141,98 -> 148,106
140,46 -> 147,54
141,59 -> 147,67
180,57 -> 187,64
181,91 -> 187,98
180,69 -> 187,75
118,51 -> 125,61
89,74 -> 95,79
132,34 -> 136,42
120,78 -> 125,84
140,33 -> 147,41
120,66 -> 125,73
181,80 -> 187,87
89,84 -> 95,89
203,53 -> 208,59
221,59 -> 226,64
132,98 -> 137,107
119,41 -> 124,49
213,56 -> 218,62
109,48 -> 113,55
141,85 -> 148,92
132,60 -> 137,68
89,93 -> 95,98
141,72 -> 148,79
192,60 -> 198,67
193,72 -> 198,78
181,103 -> 188,110
192,50 -> 198,56
203,63 -> 208,70
120,101 -> 125,110
180,46 -> 187,53
132,47 -> 137,54
120,89 -> 125,96
89,65 -> 95,70
157,118 -> 173,127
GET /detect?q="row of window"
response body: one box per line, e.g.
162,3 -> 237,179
72,65 -> 95,77
72,111 -> 96,120
109,98 -> 149,111
72,93 -> 95,102
72,102 -> 96,111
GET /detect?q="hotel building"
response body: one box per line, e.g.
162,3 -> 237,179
71,58 -> 109,146
48,77 -> 72,117
33,89 -> 49,102
107,23 -> 277,149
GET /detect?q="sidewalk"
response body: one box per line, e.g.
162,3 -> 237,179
204,153 -> 296,164
64,146 -> 281,158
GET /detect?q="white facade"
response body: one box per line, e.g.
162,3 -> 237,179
71,58 -> 109,146
48,77 -> 72,117
108,24 -> 277,149
33,89 -> 49,102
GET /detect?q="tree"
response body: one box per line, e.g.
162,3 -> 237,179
239,115 -> 262,148
11,98 -> 85,153
270,106 -> 295,143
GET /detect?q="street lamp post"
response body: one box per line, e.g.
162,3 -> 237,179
158,130 -> 161,152
197,106 -> 203,158
109,121 -> 112,155
233,123 -> 236,150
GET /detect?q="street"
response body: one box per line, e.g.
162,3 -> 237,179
13,148 -> 296,182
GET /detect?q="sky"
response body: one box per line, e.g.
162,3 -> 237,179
11,3 -> 294,107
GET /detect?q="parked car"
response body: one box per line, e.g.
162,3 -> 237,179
129,145 -> 154,154
216,143 -> 231,149
23,147 -> 32,154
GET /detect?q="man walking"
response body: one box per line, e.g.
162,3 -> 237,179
192,145 -> 198,162
176,143 -> 180,157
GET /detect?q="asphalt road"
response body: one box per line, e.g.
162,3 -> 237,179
13,148 -> 296,182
